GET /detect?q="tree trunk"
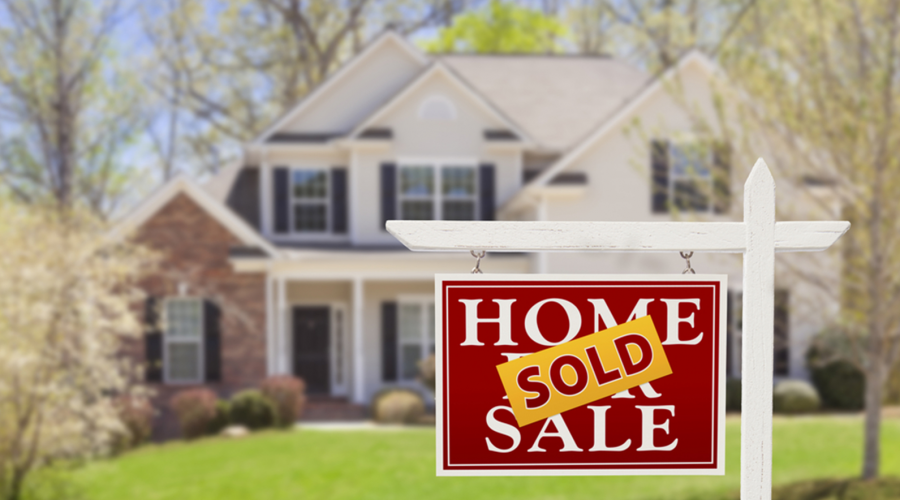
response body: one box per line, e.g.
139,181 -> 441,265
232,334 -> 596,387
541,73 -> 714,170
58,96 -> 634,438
862,150 -> 887,479
7,465 -> 26,500
863,357 -> 884,479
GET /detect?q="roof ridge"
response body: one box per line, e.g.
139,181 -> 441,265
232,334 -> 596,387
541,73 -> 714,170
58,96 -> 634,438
437,52 -> 614,59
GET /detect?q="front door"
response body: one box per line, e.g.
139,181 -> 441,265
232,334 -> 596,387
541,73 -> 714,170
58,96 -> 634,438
292,306 -> 330,394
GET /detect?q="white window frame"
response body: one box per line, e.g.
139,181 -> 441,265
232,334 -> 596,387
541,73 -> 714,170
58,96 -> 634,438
290,167 -> 330,234
668,141 -> 714,213
163,297 -> 205,385
396,161 -> 479,221
397,296 -> 435,383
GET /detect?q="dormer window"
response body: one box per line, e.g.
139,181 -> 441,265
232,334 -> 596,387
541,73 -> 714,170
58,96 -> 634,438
293,169 -> 329,232
398,163 -> 477,221
418,95 -> 457,121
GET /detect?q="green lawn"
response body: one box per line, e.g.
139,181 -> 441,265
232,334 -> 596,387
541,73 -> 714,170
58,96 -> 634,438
69,416 -> 900,500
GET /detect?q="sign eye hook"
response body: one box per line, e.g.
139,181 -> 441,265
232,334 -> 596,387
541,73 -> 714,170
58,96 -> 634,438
470,250 -> 485,274
680,251 -> 696,274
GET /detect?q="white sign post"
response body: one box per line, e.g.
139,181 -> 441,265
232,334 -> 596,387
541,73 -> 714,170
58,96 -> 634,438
387,159 -> 849,499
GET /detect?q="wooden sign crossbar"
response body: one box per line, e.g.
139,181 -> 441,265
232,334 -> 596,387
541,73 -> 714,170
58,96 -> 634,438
387,159 -> 850,500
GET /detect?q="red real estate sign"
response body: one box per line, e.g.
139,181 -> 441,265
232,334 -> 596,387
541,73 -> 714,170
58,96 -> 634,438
435,274 -> 727,476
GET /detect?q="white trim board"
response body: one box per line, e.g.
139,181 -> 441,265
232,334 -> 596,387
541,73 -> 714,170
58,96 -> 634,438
387,219 -> 848,253
109,175 -> 279,258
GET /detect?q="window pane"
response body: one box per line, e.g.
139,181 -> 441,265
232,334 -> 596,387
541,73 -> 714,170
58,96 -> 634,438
293,170 -> 328,198
442,167 -> 476,197
294,204 -> 327,232
399,304 -> 422,341
671,144 -> 710,177
401,344 -> 422,380
673,179 -> 710,211
401,200 -> 433,220
400,167 -> 434,196
166,299 -> 202,338
167,342 -> 200,381
442,200 -> 475,221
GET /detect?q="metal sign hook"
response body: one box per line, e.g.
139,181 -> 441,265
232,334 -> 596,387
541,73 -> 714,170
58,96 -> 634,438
680,251 -> 696,274
470,250 -> 485,274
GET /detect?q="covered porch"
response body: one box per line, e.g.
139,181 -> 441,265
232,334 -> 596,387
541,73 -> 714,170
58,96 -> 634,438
233,248 -> 531,405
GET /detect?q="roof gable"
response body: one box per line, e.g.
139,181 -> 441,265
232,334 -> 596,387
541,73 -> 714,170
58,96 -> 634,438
348,62 -> 533,145
254,31 -> 428,143
441,55 -> 649,150
110,176 -> 278,257
523,52 -> 719,190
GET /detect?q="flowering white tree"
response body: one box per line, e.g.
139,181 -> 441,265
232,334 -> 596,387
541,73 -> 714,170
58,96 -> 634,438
0,206 -> 154,500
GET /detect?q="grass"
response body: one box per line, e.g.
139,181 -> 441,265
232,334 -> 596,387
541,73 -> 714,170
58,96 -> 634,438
66,416 -> 900,500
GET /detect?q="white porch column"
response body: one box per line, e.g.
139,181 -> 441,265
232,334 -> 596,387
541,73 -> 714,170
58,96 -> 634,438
265,274 -> 274,375
352,277 -> 365,404
278,277 -> 288,374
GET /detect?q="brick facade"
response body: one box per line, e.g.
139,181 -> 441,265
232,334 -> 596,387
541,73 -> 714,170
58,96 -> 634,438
135,193 -> 267,439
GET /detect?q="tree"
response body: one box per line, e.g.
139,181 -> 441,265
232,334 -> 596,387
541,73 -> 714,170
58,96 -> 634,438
717,0 -> 900,480
143,0 -> 467,177
0,205 -> 154,500
421,0 -> 569,53
0,0 -> 144,215
564,0 -> 755,69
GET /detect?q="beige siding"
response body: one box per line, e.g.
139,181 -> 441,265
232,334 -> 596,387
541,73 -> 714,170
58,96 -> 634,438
282,39 -> 424,133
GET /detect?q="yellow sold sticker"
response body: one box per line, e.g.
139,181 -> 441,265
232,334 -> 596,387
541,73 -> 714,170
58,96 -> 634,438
496,316 -> 673,427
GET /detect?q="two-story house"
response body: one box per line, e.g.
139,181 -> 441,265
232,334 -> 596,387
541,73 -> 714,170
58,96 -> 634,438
113,31 -> 836,437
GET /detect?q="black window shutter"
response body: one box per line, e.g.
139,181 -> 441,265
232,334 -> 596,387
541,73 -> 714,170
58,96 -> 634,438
331,167 -> 348,234
273,167 -> 290,233
144,297 -> 163,383
380,163 -> 396,231
204,300 -> 222,382
712,142 -> 732,214
479,163 -> 496,221
651,140 -> 670,214
382,302 -> 398,382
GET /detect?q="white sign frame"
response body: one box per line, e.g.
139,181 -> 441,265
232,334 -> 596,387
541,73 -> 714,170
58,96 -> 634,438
388,160 -> 850,499
434,273 -> 729,476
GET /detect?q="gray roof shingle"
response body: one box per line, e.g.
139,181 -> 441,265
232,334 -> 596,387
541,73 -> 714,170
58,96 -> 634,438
440,54 -> 649,151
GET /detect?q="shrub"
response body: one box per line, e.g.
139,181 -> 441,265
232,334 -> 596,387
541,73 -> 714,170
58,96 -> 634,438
372,388 -> 425,424
229,389 -> 277,430
260,376 -> 306,427
112,395 -> 154,452
725,378 -> 741,412
773,380 -> 821,414
418,355 -> 436,394
806,329 -> 865,410
170,388 -> 218,439
207,400 -> 231,435
810,359 -> 865,410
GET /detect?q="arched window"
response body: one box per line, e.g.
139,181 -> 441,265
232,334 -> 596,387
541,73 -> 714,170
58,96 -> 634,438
417,94 -> 457,121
